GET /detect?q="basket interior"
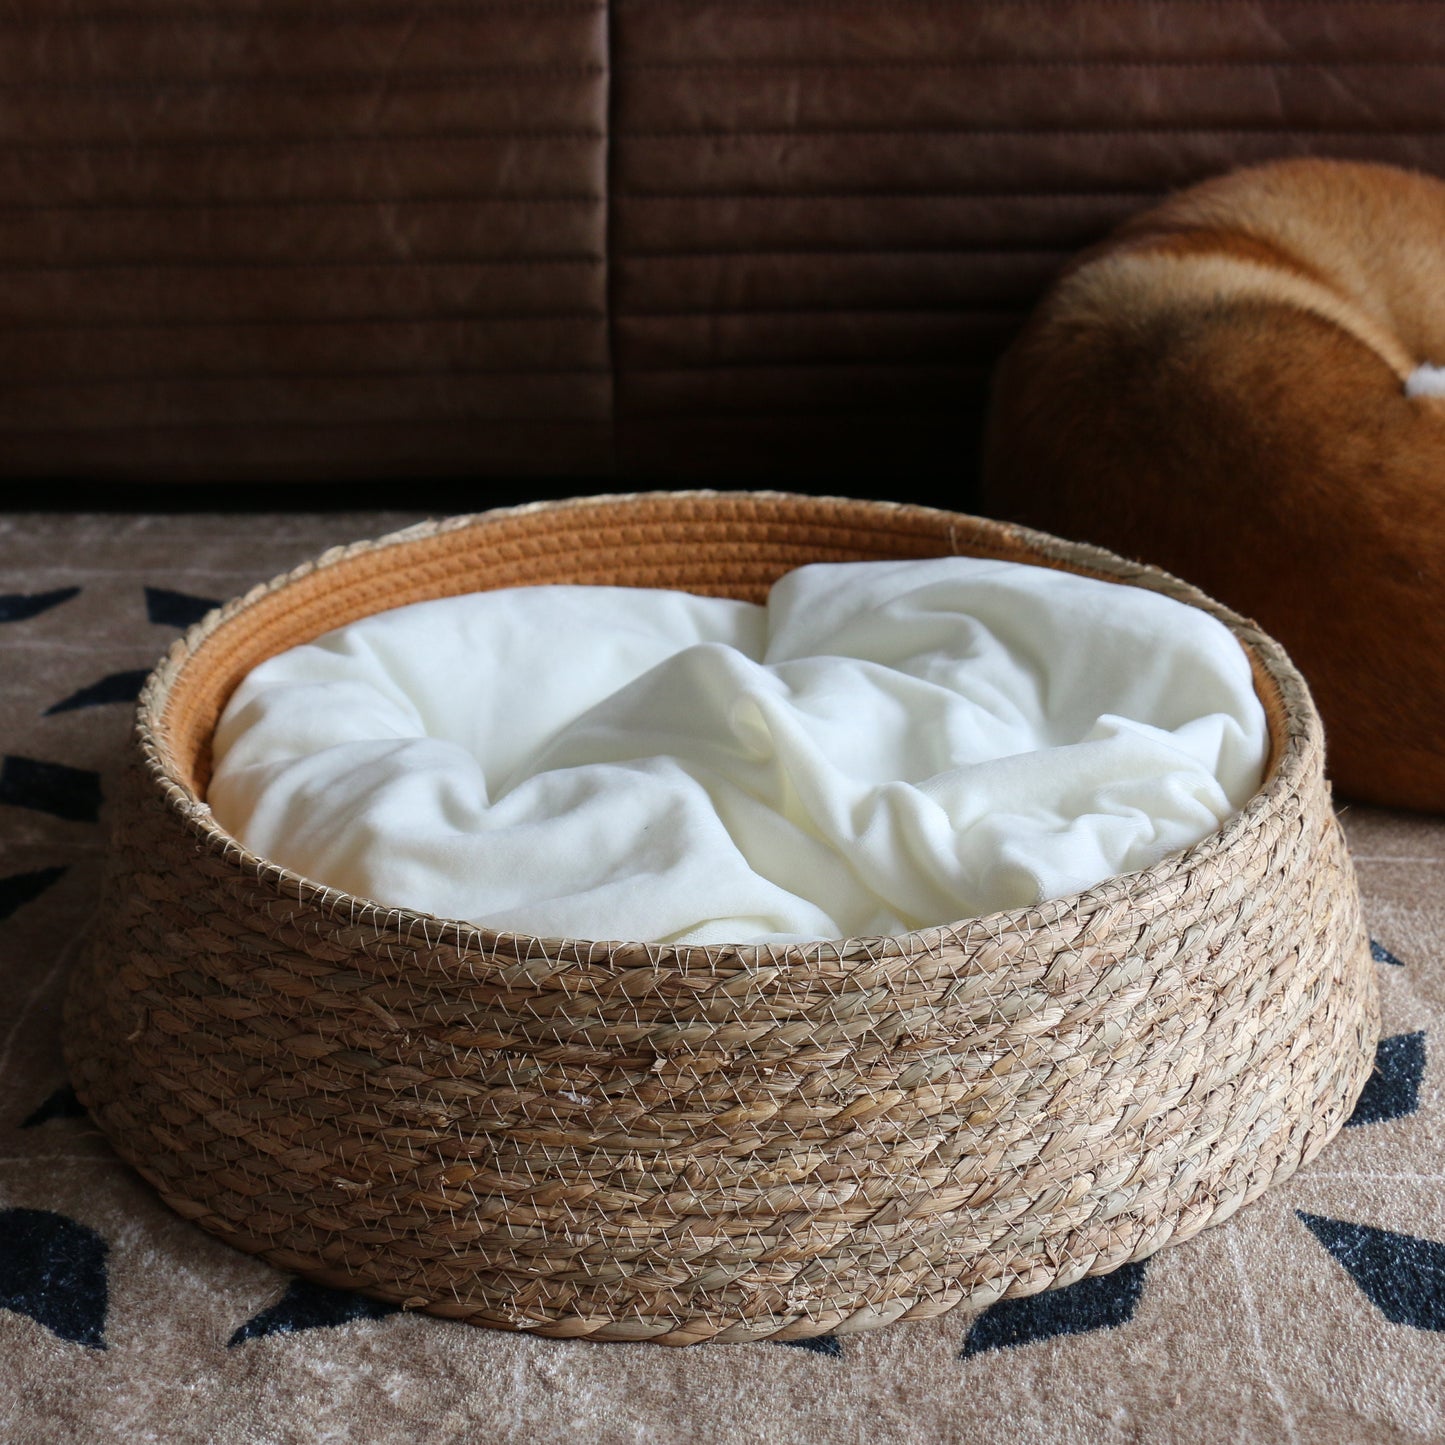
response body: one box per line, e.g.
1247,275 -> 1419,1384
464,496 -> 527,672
150,493 -> 1291,800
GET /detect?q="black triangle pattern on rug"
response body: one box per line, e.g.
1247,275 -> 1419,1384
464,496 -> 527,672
0,756 -> 102,823
1371,940 -> 1406,968
1346,1032 -> 1427,1127
21,1084 -> 87,1129
961,1261 -> 1148,1359
0,1208 -> 107,1348
145,587 -> 220,629
0,865 -> 66,922
1298,1213 -> 1445,1332
44,669 -> 149,716
228,1278 -> 401,1346
0,588 -> 80,624
774,1333 -> 842,1357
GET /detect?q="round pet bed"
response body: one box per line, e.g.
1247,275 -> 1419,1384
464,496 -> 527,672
64,491 -> 1379,1345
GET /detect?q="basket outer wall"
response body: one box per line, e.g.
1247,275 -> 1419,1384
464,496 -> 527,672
64,492 -> 1381,1346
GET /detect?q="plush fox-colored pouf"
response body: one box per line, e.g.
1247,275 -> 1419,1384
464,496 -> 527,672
982,158 -> 1445,811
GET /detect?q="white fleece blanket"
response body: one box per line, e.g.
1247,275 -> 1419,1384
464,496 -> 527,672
208,557 -> 1268,946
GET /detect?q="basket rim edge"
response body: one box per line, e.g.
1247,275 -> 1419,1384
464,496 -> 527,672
122,487 -> 1330,963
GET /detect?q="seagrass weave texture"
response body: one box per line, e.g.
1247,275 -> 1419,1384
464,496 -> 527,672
64,492 -> 1380,1346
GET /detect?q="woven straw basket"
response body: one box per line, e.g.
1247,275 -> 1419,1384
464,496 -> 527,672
66,491 -> 1379,1346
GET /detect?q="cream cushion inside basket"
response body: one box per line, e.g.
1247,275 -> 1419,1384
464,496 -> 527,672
206,555 -> 1269,946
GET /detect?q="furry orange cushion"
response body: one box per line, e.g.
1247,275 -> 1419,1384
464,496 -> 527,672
982,158 -> 1445,812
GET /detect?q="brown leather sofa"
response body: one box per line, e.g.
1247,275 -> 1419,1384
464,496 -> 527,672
4,1 -> 1437,486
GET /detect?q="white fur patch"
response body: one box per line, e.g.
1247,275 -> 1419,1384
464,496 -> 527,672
1405,363 -> 1445,398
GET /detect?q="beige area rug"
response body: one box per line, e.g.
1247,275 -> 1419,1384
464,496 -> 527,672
0,510 -> 1441,1445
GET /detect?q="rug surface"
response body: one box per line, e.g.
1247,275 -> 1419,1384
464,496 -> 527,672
0,511 -> 1441,1445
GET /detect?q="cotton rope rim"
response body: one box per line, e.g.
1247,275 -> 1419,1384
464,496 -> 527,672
139,491 -> 1300,956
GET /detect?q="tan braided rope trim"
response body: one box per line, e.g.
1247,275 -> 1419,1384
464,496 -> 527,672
64,492 -> 1380,1346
